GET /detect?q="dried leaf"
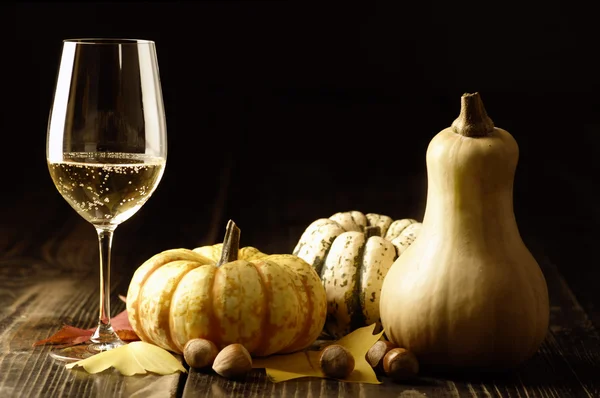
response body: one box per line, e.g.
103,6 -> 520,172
252,323 -> 384,384
33,308 -> 140,347
32,325 -> 92,347
65,341 -> 187,376
253,351 -> 322,381
109,309 -> 135,333
116,330 -> 140,342
334,323 -> 385,383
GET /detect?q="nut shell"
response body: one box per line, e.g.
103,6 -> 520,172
383,347 -> 419,381
183,338 -> 219,369
319,344 -> 355,379
366,340 -> 396,371
212,343 -> 253,379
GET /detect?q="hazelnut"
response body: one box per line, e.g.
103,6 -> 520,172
319,344 -> 355,379
212,343 -> 253,379
183,338 -> 219,369
366,340 -> 396,371
383,347 -> 419,381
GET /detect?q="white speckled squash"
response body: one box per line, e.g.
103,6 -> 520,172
126,220 -> 327,357
293,211 -> 421,339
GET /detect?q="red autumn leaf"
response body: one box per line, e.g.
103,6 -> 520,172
116,330 -> 140,342
108,308 -> 134,332
33,300 -> 140,347
32,325 -> 92,348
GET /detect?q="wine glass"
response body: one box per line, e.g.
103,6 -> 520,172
46,38 -> 167,361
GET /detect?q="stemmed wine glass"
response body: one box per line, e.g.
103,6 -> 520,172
46,38 -> 167,361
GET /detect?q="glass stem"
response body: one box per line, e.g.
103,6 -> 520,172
90,226 -> 123,347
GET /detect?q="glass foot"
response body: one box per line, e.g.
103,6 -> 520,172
49,339 -> 127,362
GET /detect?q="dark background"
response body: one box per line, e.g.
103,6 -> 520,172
2,2 -> 599,313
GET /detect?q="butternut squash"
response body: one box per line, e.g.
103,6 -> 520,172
379,92 -> 549,370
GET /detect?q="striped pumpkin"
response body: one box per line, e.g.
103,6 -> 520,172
293,211 -> 421,339
126,220 -> 327,357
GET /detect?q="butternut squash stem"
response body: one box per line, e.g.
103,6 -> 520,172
450,92 -> 495,138
364,226 -> 381,239
216,219 -> 240,267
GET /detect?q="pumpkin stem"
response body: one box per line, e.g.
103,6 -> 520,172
365,226 -> 381,239
451,92 -> 495,137
216,219 -> 240,267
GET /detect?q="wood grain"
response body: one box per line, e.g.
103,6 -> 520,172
0,194 -> 185,398
1,174 -> 599,397
182,254 -> 600,398
0,257 -> 185,398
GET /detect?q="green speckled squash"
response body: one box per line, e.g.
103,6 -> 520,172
127,220 -> 327,357
293,211 -> 421,339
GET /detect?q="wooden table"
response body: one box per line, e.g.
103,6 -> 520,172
2,171 -> 600,398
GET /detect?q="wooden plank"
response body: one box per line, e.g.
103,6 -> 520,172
2,159 -> 599,397
0,154 -> 234,397
0,228 -> 185,398
182,253 -> 600,397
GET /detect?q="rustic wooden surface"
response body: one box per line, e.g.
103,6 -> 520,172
5,1 -> 600,396
183,247 -> 600,398
0,133 -> 598,398
1,185 -> 599,398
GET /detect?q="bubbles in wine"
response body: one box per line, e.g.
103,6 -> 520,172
48,152 -> 165,226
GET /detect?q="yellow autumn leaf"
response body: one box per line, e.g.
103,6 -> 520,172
65,341 -> 187,376
253,323 -> 384,384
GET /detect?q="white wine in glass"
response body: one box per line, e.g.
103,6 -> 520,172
46,38 -> 167,361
